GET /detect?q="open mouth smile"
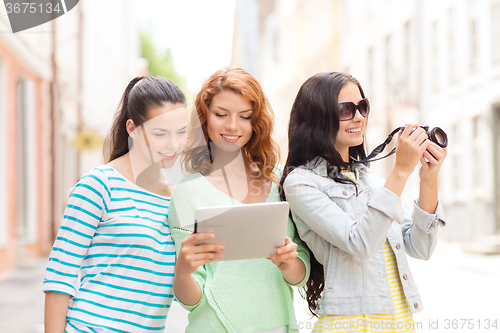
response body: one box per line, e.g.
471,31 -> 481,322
220,134 -> 241,142
346,128 -> 361,134
158,152 -> 176,160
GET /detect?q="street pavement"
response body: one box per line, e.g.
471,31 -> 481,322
1,240 -> 499,333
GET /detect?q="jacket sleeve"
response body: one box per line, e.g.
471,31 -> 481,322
401,200 -> 446,260
169,194 -> 207,311
284,170 -> 402,260
285,217 -> 310,288
43,168 -> 110,296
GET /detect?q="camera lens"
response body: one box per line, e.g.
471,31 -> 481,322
428,127 -> 448,148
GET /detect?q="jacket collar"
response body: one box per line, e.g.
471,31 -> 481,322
303,156 -> 369,178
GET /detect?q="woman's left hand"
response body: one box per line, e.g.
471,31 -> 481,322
269,236 -> 306,285
419,142 -> 447,183
268,236 -> 299,271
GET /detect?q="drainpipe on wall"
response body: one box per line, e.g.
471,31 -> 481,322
416,0 -> 424,124
49,18 -> 57,243
75,1 -> 84,180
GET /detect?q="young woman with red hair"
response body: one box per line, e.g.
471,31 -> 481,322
169,67 -> 310,333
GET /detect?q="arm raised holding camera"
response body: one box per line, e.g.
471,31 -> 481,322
418,141 -> 447,214
384,123 -> 447,214
384,123 -> 432,198
385,124 -> 447,260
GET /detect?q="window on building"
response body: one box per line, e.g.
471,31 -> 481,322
0,57 -> 6,247
451,124 -> 461,192
404,21 -> 411,96
432,21 -> 440,91
265,14 -> 278,62
470,19 -> 478,73
368,47 -> 374,97
448,7 -> 458,84
493,105 -> 500,231
472,116 -> 484,189
16,78 -> 38,245
385,35 -> 393,99
492,0 -> 500,64
472,115 -> 480,139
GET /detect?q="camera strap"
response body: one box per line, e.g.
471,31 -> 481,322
352,127 -> 402,165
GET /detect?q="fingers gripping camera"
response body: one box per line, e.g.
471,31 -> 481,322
399,125 -> 448,149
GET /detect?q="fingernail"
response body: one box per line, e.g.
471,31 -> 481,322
277,249 -> 282,254
219,245 -> 224,250
271,256 -> 276,260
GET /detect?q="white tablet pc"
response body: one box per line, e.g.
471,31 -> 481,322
194,201 -> 289,261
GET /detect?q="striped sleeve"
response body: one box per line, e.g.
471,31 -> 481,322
43,168 -> 110,296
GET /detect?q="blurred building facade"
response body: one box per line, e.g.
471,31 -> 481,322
232,0 -> 500,250
0,8 -> 51,273
338,0 -> 500,250
0,0 -> 140,274
232,0 -> 341,157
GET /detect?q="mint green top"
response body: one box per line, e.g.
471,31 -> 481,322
169,172 -> 310,333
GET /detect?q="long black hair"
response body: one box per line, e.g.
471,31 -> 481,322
279,72 -> 368,315
104,76 -> 186,163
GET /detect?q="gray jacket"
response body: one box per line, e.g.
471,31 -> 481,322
283,157 -> 445,316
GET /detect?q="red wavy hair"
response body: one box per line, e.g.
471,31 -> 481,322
183,67 -> 280,183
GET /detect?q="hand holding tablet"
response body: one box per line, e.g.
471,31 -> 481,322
175,232 -> 225,276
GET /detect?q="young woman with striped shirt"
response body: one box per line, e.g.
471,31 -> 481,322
280,72 -> 447,332
43,76 -> 187,333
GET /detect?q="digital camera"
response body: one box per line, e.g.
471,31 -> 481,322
396,125 -> 448,148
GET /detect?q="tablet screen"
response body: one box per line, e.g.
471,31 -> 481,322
194,202 -> 289,261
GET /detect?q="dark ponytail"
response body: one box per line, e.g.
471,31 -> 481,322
104,76 -> 186,163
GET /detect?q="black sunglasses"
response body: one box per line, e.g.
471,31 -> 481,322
337,98 -> 370,121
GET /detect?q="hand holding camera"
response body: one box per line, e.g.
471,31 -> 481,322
391,124 -> 447,187
394,124 -> 432,176
396,125 -> 448,148
383,123 -> 447,198
419,140 -> 447,184
352,123 -> 447,166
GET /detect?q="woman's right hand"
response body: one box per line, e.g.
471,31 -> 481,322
393,123 -> 431,176
175,232 -> 224,277
385,124 -> 431,197
173,232 -> 224,306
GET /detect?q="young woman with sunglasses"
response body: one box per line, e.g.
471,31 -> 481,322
280,72 -> 447,332
43,76 -> 187,333
168,67 -> 310,333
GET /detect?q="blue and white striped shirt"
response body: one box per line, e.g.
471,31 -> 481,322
43,166 -> 175,333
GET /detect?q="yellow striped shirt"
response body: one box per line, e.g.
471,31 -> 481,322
313,240 -> 416,332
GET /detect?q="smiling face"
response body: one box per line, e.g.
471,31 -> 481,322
335,81 -> 367,161
206,90 -> 254,149
130,103 -> 188,169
